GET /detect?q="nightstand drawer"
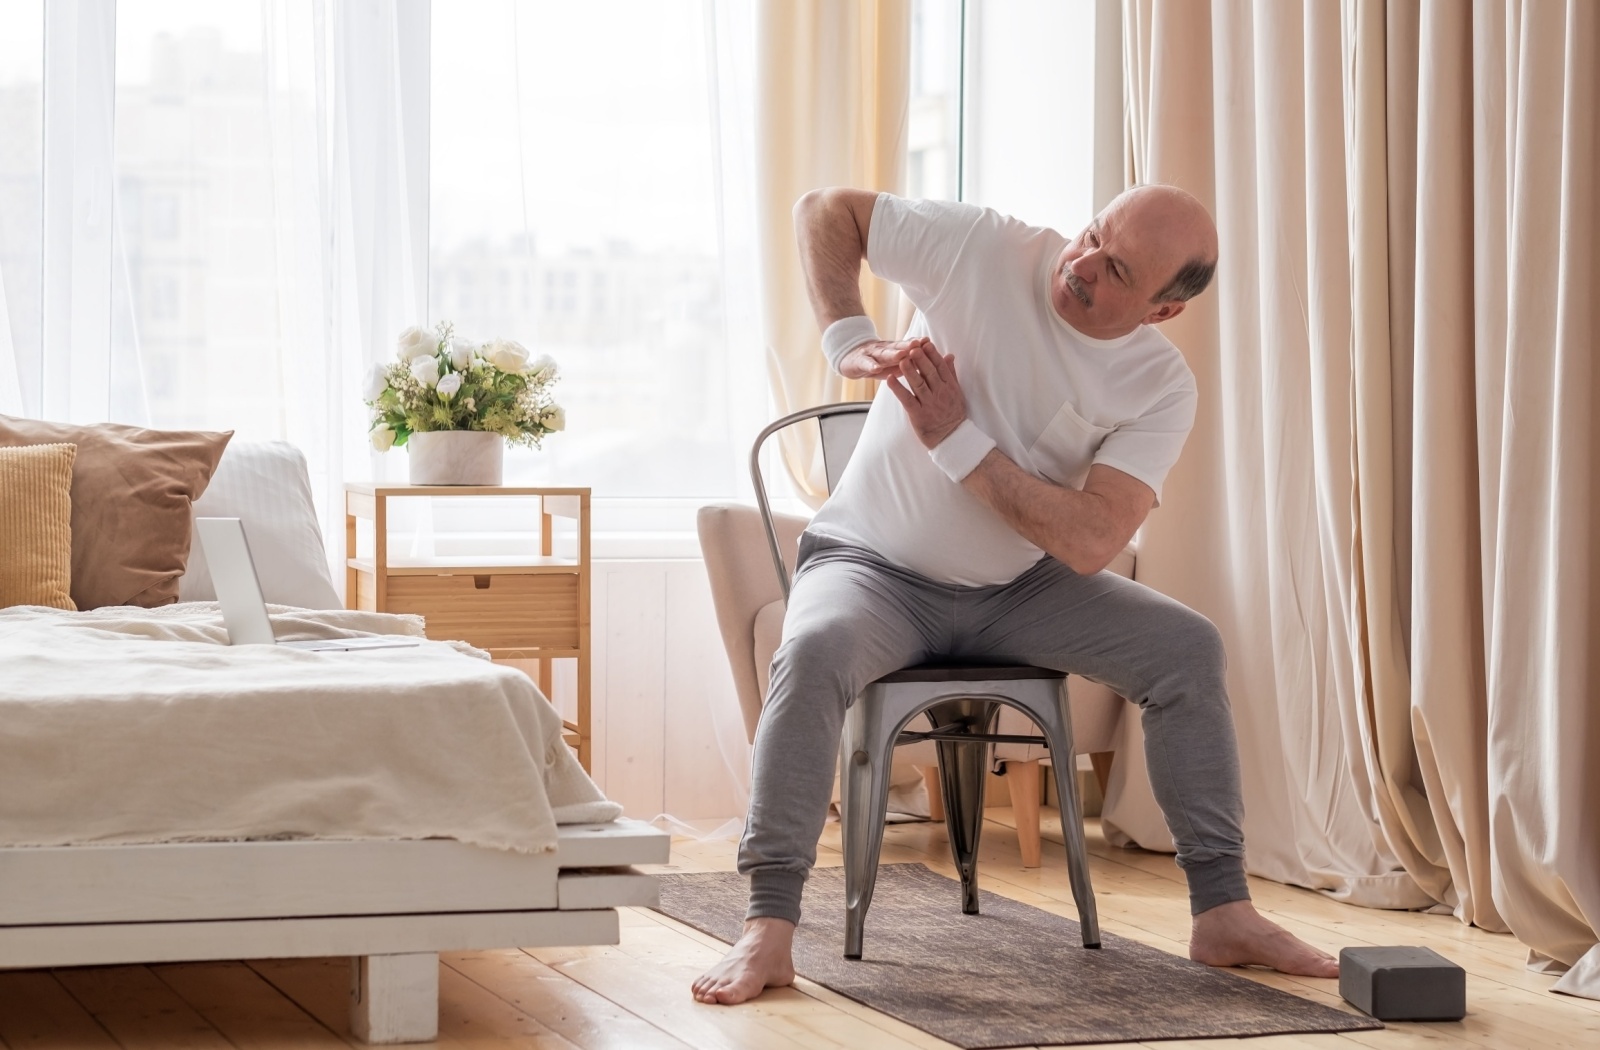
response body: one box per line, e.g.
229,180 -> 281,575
386,573 -> 580,650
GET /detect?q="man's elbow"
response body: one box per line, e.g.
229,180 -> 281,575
1056,531 -> 1131,576
793,187 -> 846,225
794,187 -> 873,240
1061,549 -> 1115,576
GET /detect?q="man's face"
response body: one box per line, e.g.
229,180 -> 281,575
1049,195 -> 1191,340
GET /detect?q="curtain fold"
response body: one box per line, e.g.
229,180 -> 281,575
754,0 -> 909,501
21,1 -> 428,583
1484,0 -> 1600,995
0,5 -> 43,417
40,0 -> 116,423
1115,0 -> 1600,996
1107,0 -> 1427,908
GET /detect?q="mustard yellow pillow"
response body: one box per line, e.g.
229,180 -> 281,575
0,443 -> 77,610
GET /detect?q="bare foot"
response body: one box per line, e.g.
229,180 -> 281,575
692,917 -> 798,1005
1190,899 -> 1341,977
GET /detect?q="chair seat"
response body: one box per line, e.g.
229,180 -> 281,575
874,663 -> 1066,684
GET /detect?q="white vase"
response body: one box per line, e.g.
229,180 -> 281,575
406,431 -> 504,486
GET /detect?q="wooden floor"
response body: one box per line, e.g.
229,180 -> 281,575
3,813 -> 1597,1050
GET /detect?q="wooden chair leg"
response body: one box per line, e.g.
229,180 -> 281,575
1008,759 -> 1043,868
1089,751 -> 1114,799
919,764 -> 944,822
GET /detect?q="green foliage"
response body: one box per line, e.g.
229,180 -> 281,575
365,321 -> 564,452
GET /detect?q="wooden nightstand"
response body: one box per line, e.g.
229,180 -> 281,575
343,483 -> 592,770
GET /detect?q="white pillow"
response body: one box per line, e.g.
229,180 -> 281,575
179,440 -> 342,610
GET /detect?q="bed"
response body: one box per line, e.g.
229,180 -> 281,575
0,440 -> 668,1044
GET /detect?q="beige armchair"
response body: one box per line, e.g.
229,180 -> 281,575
698,501 -> 1132,866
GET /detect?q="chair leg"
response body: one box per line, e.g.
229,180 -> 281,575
919,764 -> 944,822
1007,759 -> 1043,868
927,699 -> 997,916
1036,697 -> 1100,953
840,696 -> 896,960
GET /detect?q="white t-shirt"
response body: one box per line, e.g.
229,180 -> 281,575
807,194 -> 1198,587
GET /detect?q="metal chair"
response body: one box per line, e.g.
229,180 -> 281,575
751,402 -> 1100,959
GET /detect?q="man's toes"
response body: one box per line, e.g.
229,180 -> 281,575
713,981 -> 751,1005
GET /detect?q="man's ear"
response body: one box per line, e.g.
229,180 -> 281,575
1143,300 -> 1187,326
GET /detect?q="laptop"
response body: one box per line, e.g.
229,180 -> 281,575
195,517 -> 420,651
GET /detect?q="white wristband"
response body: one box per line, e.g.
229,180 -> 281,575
821,315 -> 878,372
928,420 -> 997,482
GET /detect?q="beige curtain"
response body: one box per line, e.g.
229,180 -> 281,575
1110,0 -> 1600,996
755,0 -> 909,500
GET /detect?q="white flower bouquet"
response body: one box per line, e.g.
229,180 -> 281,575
365,322 -> 565,451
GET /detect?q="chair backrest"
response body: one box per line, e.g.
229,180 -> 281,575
750,402 -> 871,599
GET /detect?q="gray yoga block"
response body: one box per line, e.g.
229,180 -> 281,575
1340,946 -> 1466,1021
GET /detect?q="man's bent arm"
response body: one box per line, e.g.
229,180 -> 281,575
962,457 -> 1152,576
793,188 -> 880,327
887,344 -> 1153,576
794,188 -> 919,381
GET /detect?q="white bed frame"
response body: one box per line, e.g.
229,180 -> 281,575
0,820 -> 671,1043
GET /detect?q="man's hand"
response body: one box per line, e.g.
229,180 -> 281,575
837,337 -> 921,381
886,341 -> 967,449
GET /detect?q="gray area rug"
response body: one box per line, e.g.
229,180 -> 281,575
656,864 -> 1381,1048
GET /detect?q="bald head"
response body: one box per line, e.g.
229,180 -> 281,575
1050,183 -> 1219,339
1108,184 -> 1219,303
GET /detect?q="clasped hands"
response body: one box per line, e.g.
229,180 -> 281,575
841,336 -> 966,450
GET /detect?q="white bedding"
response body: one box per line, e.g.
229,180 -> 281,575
0,604 -> 620,852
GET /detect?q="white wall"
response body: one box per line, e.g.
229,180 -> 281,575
538,558 -> 747,822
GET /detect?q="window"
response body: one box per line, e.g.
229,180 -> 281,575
0,1 -> 42,415
6,1 -> 1105,545
908,0 -> 960,202
911,0 -> 1099,230
963,0 -> 1099,230
112,3 -> 290,434
148,192 -> 180,239
430,2 -> 740,498
147,271 -> 179,321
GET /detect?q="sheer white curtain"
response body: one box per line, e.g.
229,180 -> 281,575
690,0 -> 764,824
319,0 -> 430,524
0,2 -> 44,418
41,0 -> 115,423
6,0 -> 428,577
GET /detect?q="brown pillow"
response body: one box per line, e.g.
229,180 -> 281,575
0,442 -> 77,610
0,416 -> 232,609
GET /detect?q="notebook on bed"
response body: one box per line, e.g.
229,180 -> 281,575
195,516 -> 420,651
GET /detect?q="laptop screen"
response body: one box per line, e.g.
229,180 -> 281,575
194,517 -> 278,645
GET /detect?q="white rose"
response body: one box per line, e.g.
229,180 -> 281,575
370,423 -> 396,451
396,325 -> 436,361
436,372 -> 462,398
527,353 -> 558,380
409,354 -> 440,388
488,339 -> 531,374
541,404 -> 566,432
362,362 -> 389,401
449,338 -> 476,370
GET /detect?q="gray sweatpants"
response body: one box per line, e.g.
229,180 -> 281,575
738,532 -> 1250,924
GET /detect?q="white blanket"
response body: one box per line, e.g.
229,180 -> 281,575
0,603 -> 620,852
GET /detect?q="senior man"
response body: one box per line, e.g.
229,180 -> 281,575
693,185 -> 1340,1005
